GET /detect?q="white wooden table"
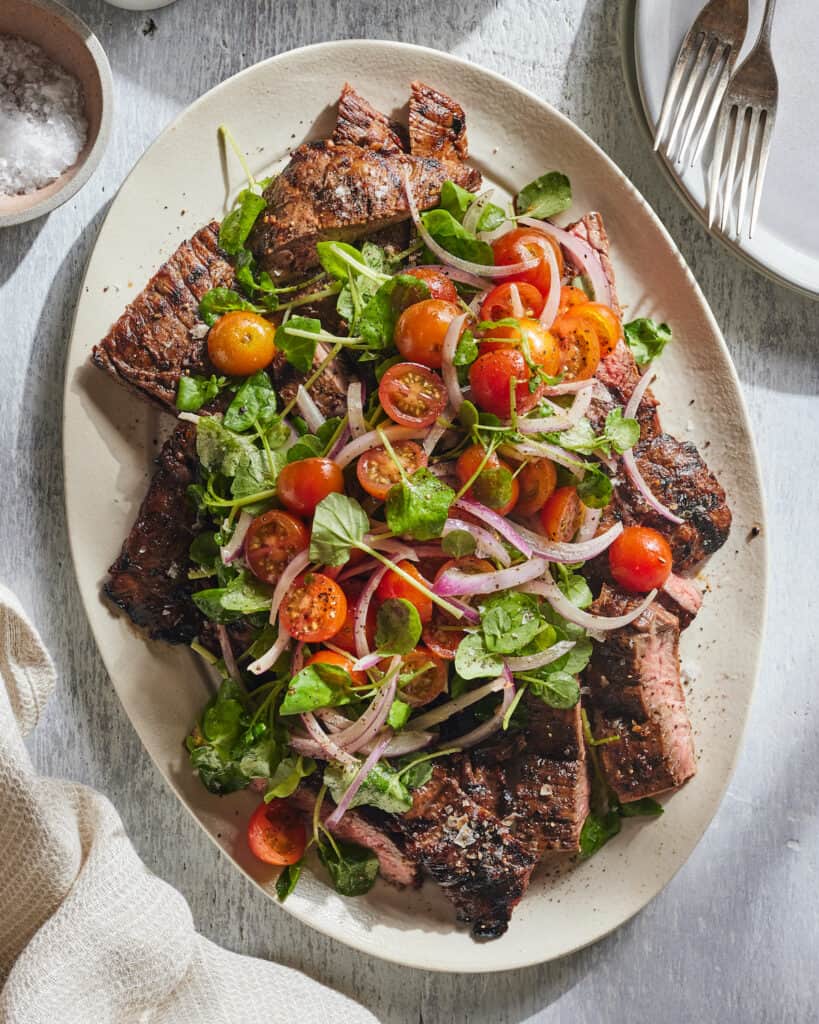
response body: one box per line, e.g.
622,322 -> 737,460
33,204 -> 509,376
3,1 -> 817,1020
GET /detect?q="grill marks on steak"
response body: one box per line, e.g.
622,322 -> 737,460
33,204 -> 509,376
334,82 -> 405,153
408,80 -> 472,166
585,584 -> 696,802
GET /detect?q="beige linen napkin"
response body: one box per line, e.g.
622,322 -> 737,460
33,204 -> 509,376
0,585 -> 377,1024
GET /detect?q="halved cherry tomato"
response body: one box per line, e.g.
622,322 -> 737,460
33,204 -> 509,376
376,560 -> 433,624
306,649 -> 365,687
558,285 -> 589,316
247,799 -> 306,866
422,608 -> 465,661
245,510 -> 309,585
550,313 -> 600,381
454,443 -> 519,516
515,458 -> 558,517
539,486 -> 582,542
491,227 -> 564,295
403,267 -> 459,303
398,648 -> 448,707
480,282 -> 545,322
479,317 -> 561,376
608,526 -> 673,593
468,348 -> 541,418
280,572 -> 347,643
356,440 -> 428,501
207,311 -> 276,376
332,581 -> 376,655
276,457 -> 344,518
554,300 -> 620,363
379,362 -> 448,428
433,556 -> 495,581
394,299 -> 462,369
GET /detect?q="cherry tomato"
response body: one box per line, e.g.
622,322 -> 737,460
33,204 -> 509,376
422,609 -> 465,660
468,349 -> 541,418
376,560 -> 433,624
515,458 -> 558,517
403,267 -> 459,303
480,282 -> 545,322
539,486 -> 582,542
550,312 -> 601,382
280,572 -> 347,643
245,510 -> 309,585
394,299 -> 462,368
276,458 -> 344,518
356,441 -> 428,501
479,317 -> 561,376
379,362 -> 448,428
332,581 -> 376,655
553,300 -> 620,366
491,227 -> 564,295
454,444 -> 519,514
207,311 -> 276,376
558,285 -> 589,316
306,649 -> 365,687
247,799 -> 306,866
433,556 -> 495,581
608,526 -> 673,593
398,648 -> 448,707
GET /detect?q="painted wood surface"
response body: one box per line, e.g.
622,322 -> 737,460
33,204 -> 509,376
1,1 -> 816,1020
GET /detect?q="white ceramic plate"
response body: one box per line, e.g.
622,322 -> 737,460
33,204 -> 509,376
634,0 -> 819,298
63,40 -> 766,972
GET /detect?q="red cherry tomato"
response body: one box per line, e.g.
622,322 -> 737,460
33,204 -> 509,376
376,560 -> 433,624
394,299 -> 462,369
397,648 -> 448,707
608,526 -> 673,592
403,267 -> 459,303
480,281 -> 545,321
539,486 -> 582,542
515,458 -> 558,517
479,317 -> 561,376
491,227 -> 564,295
280,572 -> 347,643
332,581 -> 376,655
276,458 -> 344,518
468,348 -> 541,418
422,609 -> 465,661
379,362 -> 448,428
356,441 -> 428,501
306,649 -> 365,687
245,510 -> 309,586
454,444 -> 519,515
247,799 -> 306,866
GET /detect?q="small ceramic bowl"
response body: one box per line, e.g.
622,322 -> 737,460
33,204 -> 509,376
0,0 -> 113,227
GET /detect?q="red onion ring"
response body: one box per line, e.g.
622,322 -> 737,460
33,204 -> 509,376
323,658 -> 400,755
291,641 -> 306,675
537,237 -> 561,328
517,384 -> 593,434
410,674 -> 509,731
325,734 -> 392,827
295,385 -> 325,433
434,557 -> 550,597
468,290 -> 490,316
621,449 -> 685,525
364,536 -> 420,562
352,651 -> 384,672
624,366 -> 656,421
501,439 -> 589,475
521,575 -> 658,631
334,426 -> 427,468
443,517 -> 511,567
440,677 -> 515,750
317,711 -> 433,758
576,506 -> 603,543
518,216 -> 612,307
423,406 -> 454,455
462,189 -> 495,236
347,381 -> 367,438
219,509 -> 254,565
247,625 -> 292,677
247,550 -> 311,674
509,282 -> 524,318
300,711 -> 357,766
441,312 -> 469,412
326,423 -> 351,461
505,640 -> 576,673
420,264 -> 491,289
503,520 -> 623,564
337,558 -> 381,581
216,625 -> 240,683
354,564 -> 388,658
452,497 -> 534,557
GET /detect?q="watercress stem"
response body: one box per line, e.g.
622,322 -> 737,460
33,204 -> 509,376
358,542 -> 465,621
276,283 -> 342,312
218,124 -> 256,189
280,342 -> 344,419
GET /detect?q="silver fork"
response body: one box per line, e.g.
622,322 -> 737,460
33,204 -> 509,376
654,0 -> 749,167
708,0 -> 779,238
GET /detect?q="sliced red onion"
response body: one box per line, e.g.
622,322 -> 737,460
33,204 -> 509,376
441,678 -> 515,750
364,536 -> 420,562
379,731 -> 433,757
337,558 -> 381,581
248,625 -> 291,677
423,406 -> 453,455
518,216 -> 612,307
248,550 -> 311,674
334,426 -> 427,468
412,544 -> 446,559
624,366 -> 656,421
354,564 -> 388,658
324,658 -> 399,755
325,734 -> 392,827
509,282 -> 524,318
177,411 -> 201,424
443,517 -> 511,567
542,379 -> 603,397
621,448 -> 685,525
300,712 -> 357,766
506,640 -> 576,672
517,384 -> 593,434
434,557 -> 550,597
521,576 -> 658,631
216,625 -> 240,683
441,311 -> 469,412
291,641 -> 306,675
504,520 -> 623,564
352,651 -> 384,672
576,506 -> 603,543
468,290 -> 490,316
462,189 -> 495,236
287,734 -> 325,759
347,381 -> 366,438
326,423 -> 351,461
448,599 -> 481,625
420,264 -> 491,289
537,238 -> 561,328
452,498 -> 533,557
405,172 -> 539,279
410,674 -> 509,731
219,510 -> 254,565
295,384 -> 325,433
501,439 -> 589,475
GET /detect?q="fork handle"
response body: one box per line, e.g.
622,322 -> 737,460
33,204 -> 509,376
759,0 -> 777,45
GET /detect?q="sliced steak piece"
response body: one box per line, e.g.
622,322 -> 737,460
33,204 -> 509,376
92,222 -> 235,411
566,212 -> 621,316
590,340 -> 661,441
408,81 -> 471,166
104,422 -> 203,643
273,341 -> 353,420
333,82 -> 405,153
584,584 -> 696,802
248,141 -> 481,280
288,787 -> 421,889
659,572 -> 703,629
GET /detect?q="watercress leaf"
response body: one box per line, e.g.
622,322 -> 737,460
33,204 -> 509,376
458,400 -> 480,433
220,570 -> 274,615
545,417 -> 598,454
316,240 -> 367,281
480,592 -> 545,654
176,374 -> 226,412
198,287 -> 263,326
527,670 -> 580,709
275,315 -> 321,373
576,465 -> 613,509
603,407 -> 640,454
192,588 -> 242,624
359,274 -> 430,350
218,188 -> 267,256
439,180 -> 476,221
420,209 -> 494,266
189,531 -> 220,572
441,529 -> 477,558
397,756 -> 435,790
385,468 -> 455,541
202,696 -> 244,750
286,434 -> 324,464
317,839 -> 379,897
453,329 -> 479,366
470,466 -> 514,510
276,861 -> 302,902
376,598 -> 422,655
579,810 -> 621,859
238,735 -> 280,779
264,754 -> 316,799
279,662 -> 357,716
223,371 -> 278,431
515,171 -> 572,219
560,636 -> 593,675
619,797 -> 664,817
556,570 -> 594,610
476,202 -> 508,232
387,698 -> 412,731
624,318 -> 672,366
196,415 -> 258,475
230,446 -> 284,505
187,742 -> 249,795
454,632 -> 505,680
233,249 -> 278,304
324,761 -> 412,814
309,493 -> 369,566
335,282 -> 354,322
361,241 -> 388,274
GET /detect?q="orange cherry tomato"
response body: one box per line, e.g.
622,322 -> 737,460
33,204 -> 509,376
306,649 -> 365,687
245,510 -> 309,586
280,572 -> 347,643
480,281 -> 545,322
455,444 -> 519,515
491,227 -> 564,295
479,317 -> 561,376
403,267 -> 459,303
207,311 -> 276,376
376,560 -> 433,624
550,314 -> 601,381
608,526 -> 673,593
247,799 -> 306,866
557,285 -> 589,316
394,299 -> 462,369
379,362 -> 448,428
515,458 -> 558,517
332,581 -> 376,655
356,441 -> 428,501
539,486 -> 582,542
397,648 -> 448,707
276,458 -> 344,518
468,348 -> 541,418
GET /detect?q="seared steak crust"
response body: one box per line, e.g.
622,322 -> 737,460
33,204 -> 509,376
334,82 -> 405,153
590,341 -> 661,441
408,80 -> 471,166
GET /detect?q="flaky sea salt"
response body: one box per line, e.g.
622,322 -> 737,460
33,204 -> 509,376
0,34 -> 88,196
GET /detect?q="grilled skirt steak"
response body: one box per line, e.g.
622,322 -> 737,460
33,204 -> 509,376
408,80 -> 471,165
333,82 -> 406,153
584,584 -> 696,801
590,340 -> 662,440
566,212 -> 622,317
